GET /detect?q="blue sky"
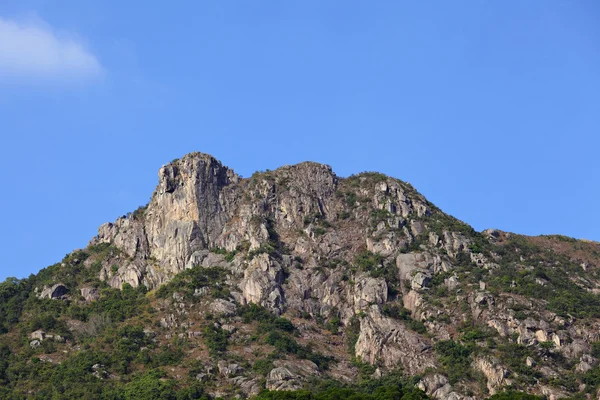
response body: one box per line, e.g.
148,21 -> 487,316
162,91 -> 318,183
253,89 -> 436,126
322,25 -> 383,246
0,1 -> 598,281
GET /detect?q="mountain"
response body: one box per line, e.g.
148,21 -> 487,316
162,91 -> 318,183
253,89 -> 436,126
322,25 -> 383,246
1,151 -> 600,400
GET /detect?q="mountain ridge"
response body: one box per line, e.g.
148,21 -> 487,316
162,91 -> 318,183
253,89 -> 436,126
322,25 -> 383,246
1,151 -> 599,400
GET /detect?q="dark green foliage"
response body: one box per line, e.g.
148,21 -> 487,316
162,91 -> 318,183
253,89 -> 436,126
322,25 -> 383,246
325,316 -> 341,334
156,266 -> 229,300
591,342 -> 600,358
370,209 -> 391,227
426,213 -> 479,240
265,330 -> 332,370
252,370 -> 429,399
238,303 -> 295,333
203,325 -> 230,356
581,365 -> 600,388
253,358 -> 275,376
496,343 -> 540,385
0,277 -> 33,332
248,242 -> 278,258
211,247 -> 238,262
346,192 -> 357,207
354,251 -> 383,271
266,330 -> 301,353
116,325 -> 151,354
352,359 -> 377,379
3,349 -> 118,399
487,250 -> 600,318
148,345 -> 185,367
346,315 -> 361,356
89,283 -> 148,323
175,382 -> 210,400
109,325 -> 154,373
541,234 -> 577,243
434,340 -> 473,384
353,251 -> 401,297
458,321 -> 495,343
337,211 -> 351,220
124,369 -> 176,400
485,392 -> 545,400
382,304 -> 426,334
0,342 -> 10,384
129,205 -> 148,221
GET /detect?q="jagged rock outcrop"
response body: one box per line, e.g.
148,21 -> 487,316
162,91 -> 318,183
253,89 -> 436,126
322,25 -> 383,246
473,357 -> 510,395
37,283 -> 68,299
94,153 -> 241,287
239,253 -> 285,312
80,287 -> 100,302
266,360 -> 320,391
354,305 -> 436,374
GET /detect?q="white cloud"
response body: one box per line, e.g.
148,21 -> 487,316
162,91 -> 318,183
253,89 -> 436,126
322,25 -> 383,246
0,16 -> 103,83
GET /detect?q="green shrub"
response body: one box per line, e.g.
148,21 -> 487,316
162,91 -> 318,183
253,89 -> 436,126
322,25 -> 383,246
252,369 -> 429,399
124,369 -> 176,400
238,303 -> 295,333
434,340 -> 473,384
382,304 -> 426,334
203,325 -> 230,356
87,283 -> 148,323
485,392 -> 545,400
253,359 -> 275,376
0,277 -> 32,332
156,266 -> 229,300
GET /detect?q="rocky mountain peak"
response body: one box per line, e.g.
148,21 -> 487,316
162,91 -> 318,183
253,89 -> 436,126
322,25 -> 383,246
8,151 -> 600,399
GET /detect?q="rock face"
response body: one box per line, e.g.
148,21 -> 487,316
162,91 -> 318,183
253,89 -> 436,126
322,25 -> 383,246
266,360 -> 320,391
80,287 -> 100,302
239,253 -> 285,312
95,153 -> 240,288
473,357 -> 510,395
37,284 -> 68,299
354,305 -> 436,375
75,151 -> 600,399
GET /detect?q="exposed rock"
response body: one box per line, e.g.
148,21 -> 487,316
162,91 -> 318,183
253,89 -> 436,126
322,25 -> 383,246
396,253 -> 433,282
230,376 -> 262,397
354,305 -> 435,374
403,290 -> 423,313
51,152 -> 600,398
96,217 -> 148,259
266,360 -> 320,391
37,284 -> 68,299
445,275 -> 460,290
417,374 -> 456,399
105,260 -> 146,289
160,314 -> 177,329
92,363 -> 109,379
209,299 -> 237,316
80,287 -> 100,302
540,366 -> 559,379
473,357 -> 510,395
30,329 -> 45,341
239,253 -> 285,312
217,361 -> 243,377
487,319 -> 509,337
473,291 -> 494,306
411,272 -> 431,290
575,354 -> 596,374
352,274 -> 388,311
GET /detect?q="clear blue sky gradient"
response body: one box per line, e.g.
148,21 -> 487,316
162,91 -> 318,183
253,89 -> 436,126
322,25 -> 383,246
0,1 -> 598,281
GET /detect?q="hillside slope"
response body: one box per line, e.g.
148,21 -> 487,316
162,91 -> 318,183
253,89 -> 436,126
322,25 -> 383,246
1,152 -> 600,400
